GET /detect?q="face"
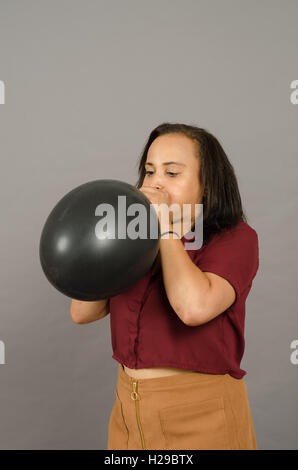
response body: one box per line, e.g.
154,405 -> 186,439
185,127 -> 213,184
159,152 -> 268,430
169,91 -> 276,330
143,133 -> 203,228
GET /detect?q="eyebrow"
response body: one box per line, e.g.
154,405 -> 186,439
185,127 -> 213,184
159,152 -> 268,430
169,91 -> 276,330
145,161 -> 186,167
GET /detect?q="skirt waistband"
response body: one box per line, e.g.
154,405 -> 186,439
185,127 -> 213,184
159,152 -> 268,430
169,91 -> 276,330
117,362 -> 228,392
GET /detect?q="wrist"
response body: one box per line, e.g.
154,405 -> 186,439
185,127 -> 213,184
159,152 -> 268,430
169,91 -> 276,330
158,214 -> 180,238
160,229 -> 181,239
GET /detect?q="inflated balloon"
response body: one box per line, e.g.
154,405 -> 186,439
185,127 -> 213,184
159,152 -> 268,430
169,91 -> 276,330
39,179 -> 160,300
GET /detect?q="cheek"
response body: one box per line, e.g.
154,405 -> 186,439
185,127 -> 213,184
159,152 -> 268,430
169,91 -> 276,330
166,179 -> 195,205
169,182 -> 191,203
166,187 -> 183,203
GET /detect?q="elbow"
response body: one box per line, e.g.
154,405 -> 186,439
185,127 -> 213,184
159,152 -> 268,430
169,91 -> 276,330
70,301 -> 82,324
71,316 -> 82,324
70,309 -> 84,324
185,315 -> 203,327
180,307 -> 205,327
175,305 -> 202,327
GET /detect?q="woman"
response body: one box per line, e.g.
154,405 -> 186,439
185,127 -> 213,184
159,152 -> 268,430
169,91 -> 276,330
106,122 -> 259,450
71,122 -> 259,450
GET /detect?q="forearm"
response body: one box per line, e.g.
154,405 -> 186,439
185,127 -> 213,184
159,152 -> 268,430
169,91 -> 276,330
159,236 -> 210,324
70,298 -> 109,323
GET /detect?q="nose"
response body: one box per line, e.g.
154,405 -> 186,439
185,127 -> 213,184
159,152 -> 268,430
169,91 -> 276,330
147,174 -> 164,190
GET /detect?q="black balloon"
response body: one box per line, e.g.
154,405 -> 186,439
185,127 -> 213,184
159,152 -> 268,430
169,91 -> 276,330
39,179 -> 160,300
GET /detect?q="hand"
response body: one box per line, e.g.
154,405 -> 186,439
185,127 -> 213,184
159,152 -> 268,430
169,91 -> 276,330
138,185 -> 173,232
139,185 -> 170,207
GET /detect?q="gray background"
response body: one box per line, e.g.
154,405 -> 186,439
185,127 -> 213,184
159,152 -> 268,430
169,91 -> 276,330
0,0 -> 297,450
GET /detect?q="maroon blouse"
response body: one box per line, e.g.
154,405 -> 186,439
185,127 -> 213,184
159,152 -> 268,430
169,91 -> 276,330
109,221 -> 259,379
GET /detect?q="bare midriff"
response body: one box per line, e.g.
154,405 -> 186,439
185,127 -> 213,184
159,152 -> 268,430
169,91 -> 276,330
123,364 -> 197,379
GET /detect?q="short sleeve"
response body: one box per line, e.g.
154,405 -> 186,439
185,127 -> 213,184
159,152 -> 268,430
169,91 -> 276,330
193,224 -> 259,302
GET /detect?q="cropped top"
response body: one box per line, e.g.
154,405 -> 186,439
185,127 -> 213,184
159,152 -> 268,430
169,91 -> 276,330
109,221 -> 259,379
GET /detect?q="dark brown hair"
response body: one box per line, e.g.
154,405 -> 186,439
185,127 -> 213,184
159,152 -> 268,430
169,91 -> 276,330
135,122 -> 248,246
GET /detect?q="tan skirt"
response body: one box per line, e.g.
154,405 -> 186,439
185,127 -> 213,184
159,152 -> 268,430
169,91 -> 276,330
107,363 -> 258,450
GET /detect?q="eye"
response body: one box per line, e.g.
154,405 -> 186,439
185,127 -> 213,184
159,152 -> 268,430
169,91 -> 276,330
144,170 -> 179,177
